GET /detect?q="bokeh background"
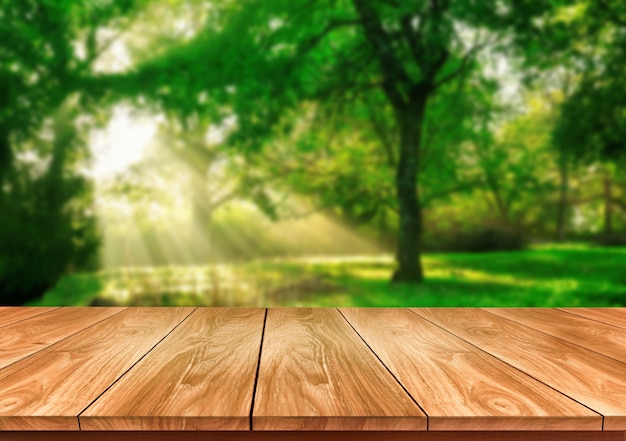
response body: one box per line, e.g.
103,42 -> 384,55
1,0 -> 625,306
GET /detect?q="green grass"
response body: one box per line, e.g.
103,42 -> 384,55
28,244 -> 626,307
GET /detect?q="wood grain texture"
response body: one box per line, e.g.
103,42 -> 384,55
0,307 -> 194,431
80,308 -> 265,431
340,308 -> 599,431
1,307 -> 625,436
252,308 -> 426,431
556,308 -> 626,330
1,432 -> 624,441
486,308 -> 626,364
0,307 -> 126,369
0,307 -> 60,329
411,308 -> 626,430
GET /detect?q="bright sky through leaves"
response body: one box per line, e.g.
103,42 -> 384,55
89,106 -> 160,178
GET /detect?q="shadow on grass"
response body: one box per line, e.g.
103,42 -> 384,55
294,276 -> 626,307
308,277 -> 551,307
304,250 -> 626,307
432,247 -> 626,283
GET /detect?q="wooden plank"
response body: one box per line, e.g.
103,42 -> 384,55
556,308 -> 626,330
340,308 -> 599,431
0,307 -> 126,369
80,308 -> 265,431
1,432 -> 624,441
411,308 -> 626,431
486,308 -> 626,364
0,307 -> 194,431
0,307 -> 60,329
252,308 -> 426,431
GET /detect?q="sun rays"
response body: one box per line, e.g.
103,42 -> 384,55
89,108 -> 382,305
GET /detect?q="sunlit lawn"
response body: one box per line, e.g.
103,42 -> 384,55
29,244 -> 626,307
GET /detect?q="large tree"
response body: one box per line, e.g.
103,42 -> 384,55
552,0 -> 626,239
87,0 -> 571,283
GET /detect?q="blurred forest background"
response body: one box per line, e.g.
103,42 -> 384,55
1,0 -> 626,307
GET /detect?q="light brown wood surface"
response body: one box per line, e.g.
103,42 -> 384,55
80,308 -> 265,431
411,308 -> 626,430
486,308 -> 626,364
340,308 -> 599,431
0,307 -> 125,369
0,307 -> 59,328
1,307 -> 626,436
556,308 -> 626,330
0,307 -> 194,431
252,308 -> 426,431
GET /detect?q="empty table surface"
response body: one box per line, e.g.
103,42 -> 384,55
0,307 -> 625,440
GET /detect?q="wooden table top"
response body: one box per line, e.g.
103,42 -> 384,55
0,307 -> 625,440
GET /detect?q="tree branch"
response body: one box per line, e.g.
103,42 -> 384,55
429,49 -> 449,78
422,180 -> 484,206
569,194 -> 604,205
207,187 -> 240,213
312,43 -> 375,104
596,0 -> 626,28
432,41 -> 486,90
366,99 -> 397,167
352,0 -> 412,108
611,198 -> 626,211
378,0 -> 401,6
400,14 -> 423,64
296,18 -> 363,57
77,18 -> 136,77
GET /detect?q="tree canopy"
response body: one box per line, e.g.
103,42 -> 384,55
90,0 -> 577,282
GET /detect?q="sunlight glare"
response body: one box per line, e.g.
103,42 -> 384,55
90,106 -> 162,179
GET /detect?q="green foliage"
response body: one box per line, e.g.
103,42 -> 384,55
0,0 -> 145,164
552,0 -> 626,162
555,81 -> 626,162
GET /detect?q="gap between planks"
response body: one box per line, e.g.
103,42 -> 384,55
336,307 -> 431,429
0,307 -> 127,371
341,308 -> 600,431
77,308 -> 199,421
406,308 -> 605,427
2,307 -> 625,434
249,308 -> 268,431
79,308 -> 265,431
0,307 -> 196,431
408,308 -> 626,430
251,308 -> 427,431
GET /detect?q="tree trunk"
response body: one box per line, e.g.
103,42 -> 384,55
604,173 -> 613,236
351,0 -> 450,284
190,171 -> 213,263
555,155 -> 569,241
0,74 -> 12,183
0,128 -> 11,185
486,174 -> 510,227
45,109 -> 74,213
392,103 -> 426,283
